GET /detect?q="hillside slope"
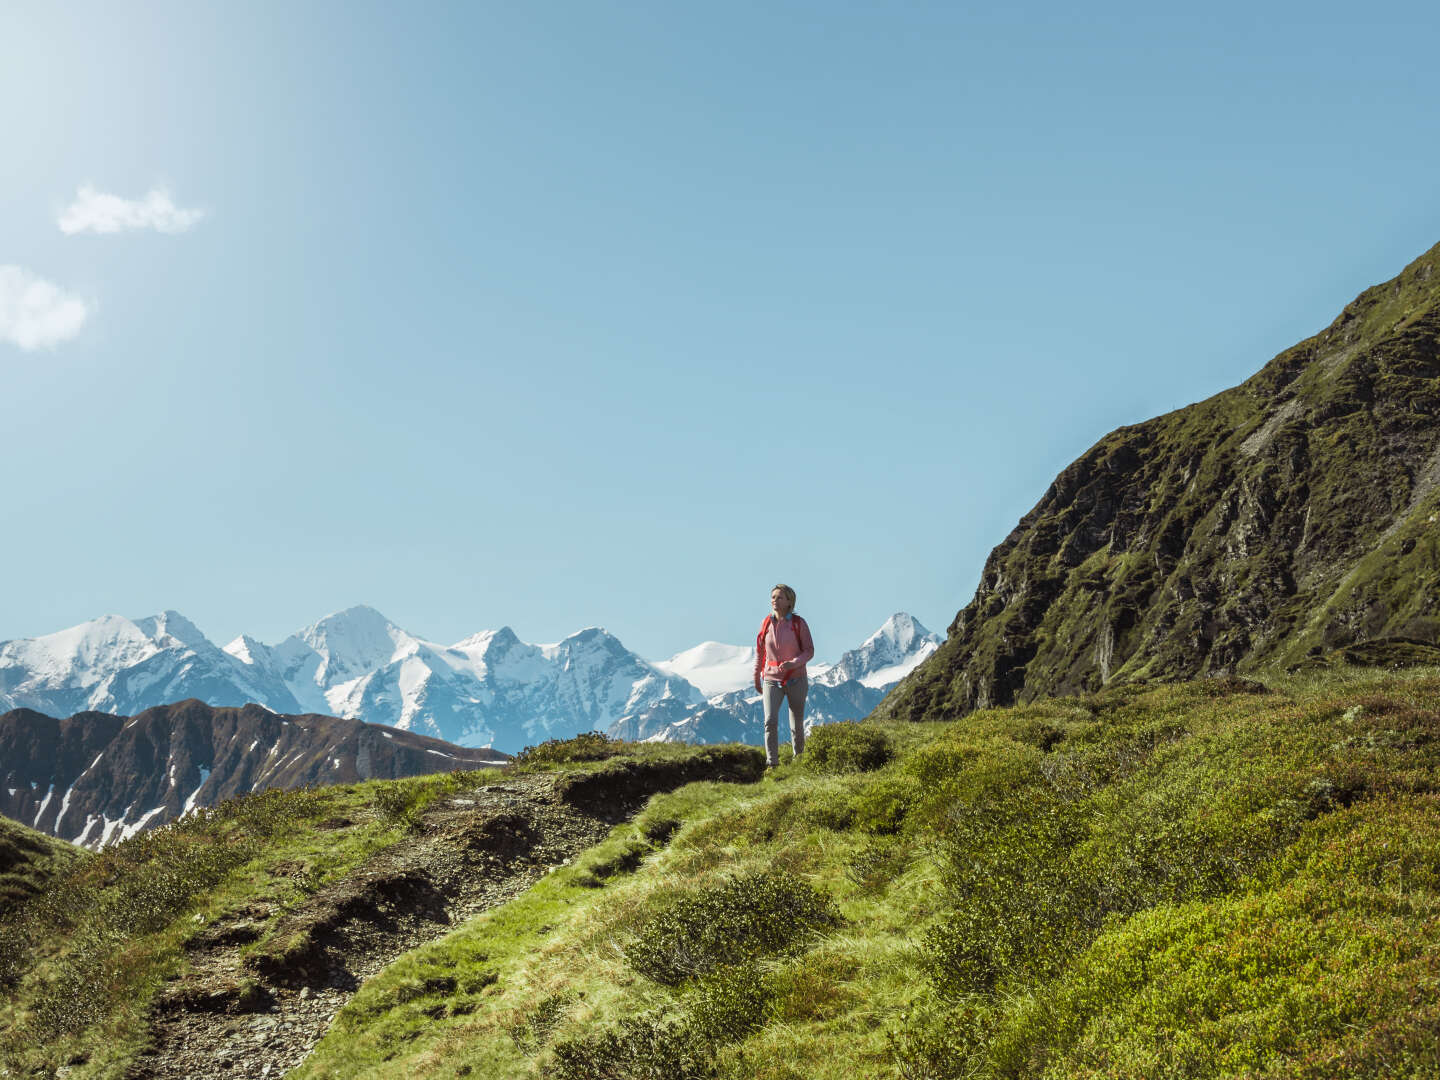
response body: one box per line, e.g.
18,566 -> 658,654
6,668 -> 1436,1078
0,817 -> 80,914
880,241 -> 1440,723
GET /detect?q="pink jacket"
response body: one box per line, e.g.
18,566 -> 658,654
754,613 -> 815,687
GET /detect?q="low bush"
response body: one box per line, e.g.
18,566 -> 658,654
512,732 -> 624,769
623,868 -> 841,986
545,965 -> 768,1079
802,722 -> 894,774
848,775 -> 914,834
845,838 -> 911,893
547,1013 -> 705,1080
510,990 -> 578,1054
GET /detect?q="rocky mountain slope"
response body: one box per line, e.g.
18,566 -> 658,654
879,241 -> 1440,723
0,700 -> 505,848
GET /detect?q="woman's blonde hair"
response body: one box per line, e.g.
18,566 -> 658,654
771,583 -> 797,612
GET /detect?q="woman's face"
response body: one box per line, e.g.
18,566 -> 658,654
771,589 -> 792,616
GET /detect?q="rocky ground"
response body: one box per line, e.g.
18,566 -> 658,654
122,773 -> 617,1080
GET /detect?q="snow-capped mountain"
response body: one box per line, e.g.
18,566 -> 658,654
0,608 -> 939,756
815,613 -> 942,688
220,607 -> 703,751
0,611 -> 303,720
613,614 -> 942,746
652,641 -> 756,698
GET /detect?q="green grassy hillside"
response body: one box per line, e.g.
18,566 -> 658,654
301,669 -> 1439,1079
0,817 -> 82,915
4,669 -> 1439,1078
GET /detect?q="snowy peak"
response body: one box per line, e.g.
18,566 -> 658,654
451,626 -> 520,654
815,613 -> 941,688
0,611 -> 220,692
222,634 -> 271,667
297,605 -> 417,686
133,610 -> 210,649
654,641 -> 756,698
0,612 -> 302,719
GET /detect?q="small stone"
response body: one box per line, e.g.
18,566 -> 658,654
298,987 -> 311,1000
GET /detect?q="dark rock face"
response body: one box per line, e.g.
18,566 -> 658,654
0,701 -> 507,848
880,242 -> 1440,723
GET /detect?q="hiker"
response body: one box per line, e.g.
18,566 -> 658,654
753,583 -> 815,767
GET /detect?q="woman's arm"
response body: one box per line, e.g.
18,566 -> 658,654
794,616 -> 815,666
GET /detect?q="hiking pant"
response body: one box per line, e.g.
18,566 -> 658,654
762,674 -> 807,765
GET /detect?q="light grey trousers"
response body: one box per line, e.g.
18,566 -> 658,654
762,674 -> 807,765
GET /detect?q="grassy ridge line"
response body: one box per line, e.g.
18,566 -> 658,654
0,816 -> 83,914
298,669 -> 1440,1079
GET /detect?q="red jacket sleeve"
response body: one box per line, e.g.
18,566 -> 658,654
794,616 -> 816,666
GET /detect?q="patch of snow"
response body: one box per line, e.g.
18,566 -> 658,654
652,641 -> 752,698
108,805 -> 166,846
182,767 -> 211,816
32,784 -> 55,825
55,785 -> 76,828
75,814 -> 103,847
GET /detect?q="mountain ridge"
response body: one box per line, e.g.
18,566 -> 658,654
1,609 -> 938,753
878,239 -> 1440,723
0,700 -> 506,849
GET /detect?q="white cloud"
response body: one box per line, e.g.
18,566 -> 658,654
58,185 -> 206,235
0,266 -> 90,350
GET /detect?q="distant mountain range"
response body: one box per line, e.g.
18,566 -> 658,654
0,608 -> 940,754
0,700 -> 506,849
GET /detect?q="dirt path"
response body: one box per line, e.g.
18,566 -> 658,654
123,774 -> 619,1080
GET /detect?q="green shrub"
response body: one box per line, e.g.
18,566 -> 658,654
848,775 -> 914,834
803,722 -> 894,774
800,786 -> 857,831
845,838 -> 911,893
683,963 -> 769,1045
544,965 -> 769,1078
886,1001 -> 993,1080
510,990 -> 577,1054
623,868 -> 840,986
513,731 -> 624,768
547,1012 -> 704,1080
921,791 -> 1095,997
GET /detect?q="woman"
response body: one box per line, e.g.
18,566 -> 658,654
753,583 -> 815,767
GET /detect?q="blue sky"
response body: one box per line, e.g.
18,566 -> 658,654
3,0 -> 1439,662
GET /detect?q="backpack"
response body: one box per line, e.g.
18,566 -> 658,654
757,614 -> 810,685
